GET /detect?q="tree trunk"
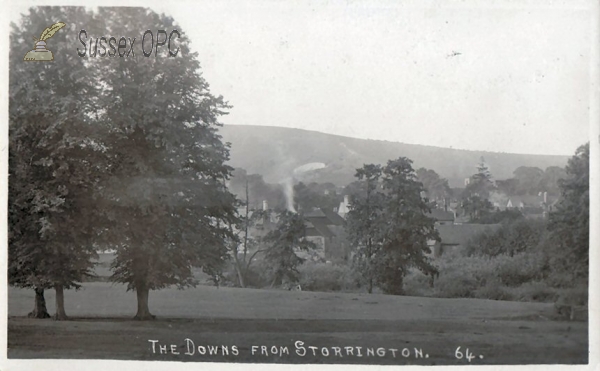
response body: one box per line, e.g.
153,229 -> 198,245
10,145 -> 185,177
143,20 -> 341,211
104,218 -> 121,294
243,179 -> 249,263
233,255 -> 246,288
134,284 -> 155,320
429,274 -> 435,288
53,284 -> 68,320
367,240 -> 373,294
270,274 -> 280,288
28,288 -> 50,319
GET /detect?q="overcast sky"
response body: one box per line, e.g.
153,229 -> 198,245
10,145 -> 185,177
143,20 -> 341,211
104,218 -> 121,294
13,0 -> 594,155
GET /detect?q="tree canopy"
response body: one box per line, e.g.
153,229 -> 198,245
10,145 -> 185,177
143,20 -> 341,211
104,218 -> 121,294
9,6 -> 238,320
9,6 -> 103,319
262,211 -> 316,288
346,158 -> 439,295
416,168 -> 452,206
548,143 -> 589,284
464,157 -> 495,199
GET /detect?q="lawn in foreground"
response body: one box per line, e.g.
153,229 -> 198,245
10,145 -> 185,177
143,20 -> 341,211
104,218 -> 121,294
7,283 -> 588,365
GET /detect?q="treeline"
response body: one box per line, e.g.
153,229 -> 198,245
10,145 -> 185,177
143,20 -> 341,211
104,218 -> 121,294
496,166 -> 567,196
228,155 -> 568,226
223,144 -> 589,309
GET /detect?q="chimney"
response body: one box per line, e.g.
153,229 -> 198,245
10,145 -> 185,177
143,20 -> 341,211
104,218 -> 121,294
344,195 -> 349,204
543,192 -> 547,204
262,200 -> 268,211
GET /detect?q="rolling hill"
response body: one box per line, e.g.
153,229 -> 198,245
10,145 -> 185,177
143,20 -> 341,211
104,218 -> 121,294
219,125 -> 570,188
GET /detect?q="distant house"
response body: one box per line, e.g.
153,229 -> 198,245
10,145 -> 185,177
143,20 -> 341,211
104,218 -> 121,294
505,193 -> 556,218
337,195 -> 350,218
241,200 -> 278,239
303,208 -> 348,261
243,202 -> 349,261
506,195 -> 536,209
428,223 -> 501,258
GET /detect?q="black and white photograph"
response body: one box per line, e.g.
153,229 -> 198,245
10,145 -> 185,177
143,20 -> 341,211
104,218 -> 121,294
1,0 -> 598,369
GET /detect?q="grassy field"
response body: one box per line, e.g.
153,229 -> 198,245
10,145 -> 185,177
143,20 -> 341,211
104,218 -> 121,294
7,282 -> 588,365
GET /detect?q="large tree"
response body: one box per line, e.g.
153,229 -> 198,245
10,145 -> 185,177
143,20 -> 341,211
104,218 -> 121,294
262,211 -> 316,288
377,158 -> 439,295
89,8 -> 238,319
540,166 -> 568,197
416,168 -> 452,207
225,181 -> 269,288
346,159 -> 439,295
461,195 -> 494,221
464,157 -> 495,199
513,166 -> 544,195
461,157 -> 496,221
345,164 -> 384,293
9,7 -> 103,319
547,143 -> 589,285
496,178 -> 520,196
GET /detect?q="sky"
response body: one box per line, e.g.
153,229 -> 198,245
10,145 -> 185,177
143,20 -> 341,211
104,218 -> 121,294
11,0 -> 595,155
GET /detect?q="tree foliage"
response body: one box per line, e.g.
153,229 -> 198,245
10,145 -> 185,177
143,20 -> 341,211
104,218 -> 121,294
9,6 -> 238,320
225,181 -> 271,288
461,158 -> 496,221
85,8 -> 238,319
540,166 -> 568,196
461,195 -> 494,221
262,211 -> 316,287
496,166 -> 567,197
229,168 -> 287,210
464,218 -> 546,258
512,166 -> 544,196
416,168 -> 452,206
346,159 -> 439,295
345,164 -> 384,293
9,6 -> 102,319
464,157 -> 495,199
293,181 -> 340,212
471,208 -> 524,225
547,143 -> 589,283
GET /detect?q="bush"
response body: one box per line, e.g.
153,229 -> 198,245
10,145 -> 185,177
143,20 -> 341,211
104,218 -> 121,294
473,278 -> 513,301
298,262 -> 360,292
431,252 -> 547,300
556,284 -> 588,306
432,254 -> 487,298
464,218 -> 547,258
473,209 -> 524,224
220,258 -> 272,288
493,252 -> 547,287
506,281 -> 558,303
244,259 -> 272,288
403,269 -> 434,297
433,268 -> 480,298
